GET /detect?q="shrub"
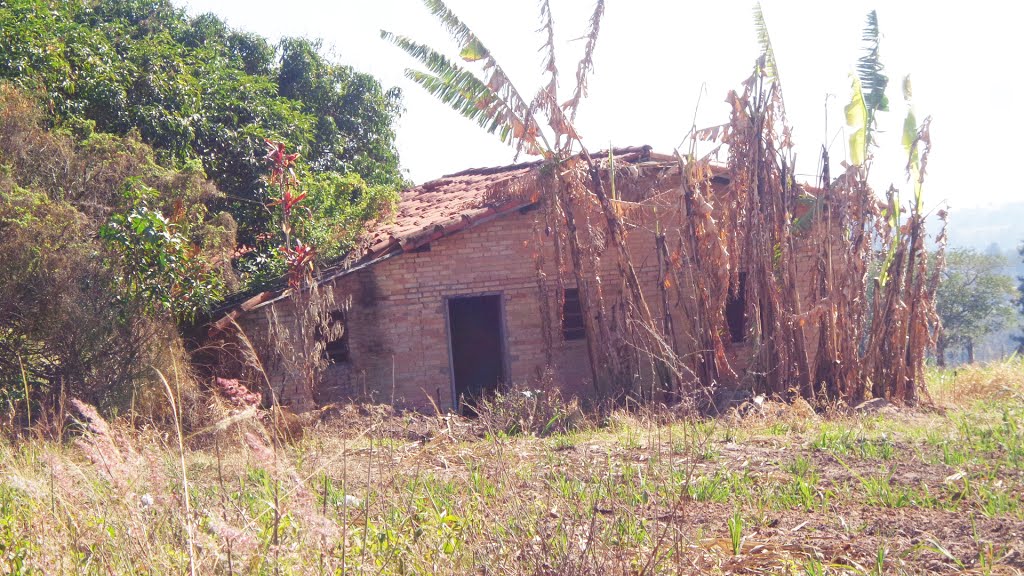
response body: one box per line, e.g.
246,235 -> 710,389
0,186 -> 139,411
0,85 -> 230,425
473,378 -> 586,437
99,201 -> 223,322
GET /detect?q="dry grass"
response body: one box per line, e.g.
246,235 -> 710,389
928,356 -> 1024,408
1,362 -> 1022,574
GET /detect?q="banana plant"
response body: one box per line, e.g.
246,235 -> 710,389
753,3 -> 779,81
901,76 -> 930,214
382,1 -> 677,398
846,10 -> 889,167
380,0 -> 605,159
844,10 -> 901,288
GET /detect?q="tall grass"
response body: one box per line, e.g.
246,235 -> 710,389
0,360 -> 1021,573
926,355 -> 1024,407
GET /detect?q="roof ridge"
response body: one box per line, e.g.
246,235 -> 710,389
441,158 -> 545,179
434,145 -> 653,181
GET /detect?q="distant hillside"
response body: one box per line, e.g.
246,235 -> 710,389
945,202 -> 1024,254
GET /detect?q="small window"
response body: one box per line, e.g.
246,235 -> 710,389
725,273 -> 747,343
322,310 -> 350,363
562,288 -> 586,341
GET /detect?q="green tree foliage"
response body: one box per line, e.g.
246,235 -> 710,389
0,0 -> 403,269
936,248 -> 1018,365
0,85 -> 228,415
0,1 -> 402,418
277,38 -> 404,186
846,10 -> 889,168
298,171 -> 399,261
99,194 -> 223,322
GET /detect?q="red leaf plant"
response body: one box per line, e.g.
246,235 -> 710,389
280,240 -> 316,290
264,139 -> 315,289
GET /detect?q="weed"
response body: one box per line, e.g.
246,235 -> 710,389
467,463 -> 498,500
0,485 -> 35,575
727,508 -> 744,555
856,436 -> 896,460
688,474 -> 730,503
811,427 -> 856,455
475,383 -> 585,437
784,455 -> 813,477
940,442 -> 969,466
873,543 -> 887,576
0,358 -> 1019,573
793,475 -> 824,512
610,515 -> 649,547
619,428 -> 643,450
861,472 -> 939,509
550,433 -> 578,451
975,480 -> 1020,518
802,554 -> 826,576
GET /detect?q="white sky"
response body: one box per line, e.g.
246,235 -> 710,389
179,0 -> 1024,214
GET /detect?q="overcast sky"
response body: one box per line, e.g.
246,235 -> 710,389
179,0 -> 1023,214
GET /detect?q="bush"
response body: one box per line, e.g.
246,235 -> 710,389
0,85 -> 229,425
473,379 -> 587,437
0,186 -> 136,410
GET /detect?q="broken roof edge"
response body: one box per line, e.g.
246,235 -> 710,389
206,145 -> 688,333
438,145 -> 655,179
207,247 -> 404,334
205,198 -> 538,332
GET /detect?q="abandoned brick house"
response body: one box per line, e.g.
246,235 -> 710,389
216,146 -> 823,412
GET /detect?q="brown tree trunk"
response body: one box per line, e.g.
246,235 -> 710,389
655,233 -> 681,399
551,174 -> 610,396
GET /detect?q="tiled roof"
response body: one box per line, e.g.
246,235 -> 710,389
208,146 -> 653,331
358,159 -> 542,259
352,146 -> 653,264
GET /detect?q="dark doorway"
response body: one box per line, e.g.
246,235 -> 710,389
447,294 -> 505,412
725,272 -> 747,343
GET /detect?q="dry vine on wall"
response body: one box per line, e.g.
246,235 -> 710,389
524,59 -> 943,409
381,0 -> 946,409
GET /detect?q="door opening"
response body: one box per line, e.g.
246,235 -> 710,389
447,294 -> 505,413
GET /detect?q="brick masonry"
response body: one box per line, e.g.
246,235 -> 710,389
236,191 -> 826,412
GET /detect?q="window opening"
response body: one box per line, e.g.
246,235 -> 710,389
562,288 -> 585,341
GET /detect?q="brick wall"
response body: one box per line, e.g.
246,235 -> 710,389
236,192 -> 827,411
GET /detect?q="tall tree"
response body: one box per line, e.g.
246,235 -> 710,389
935,248 -> 1017,365
276,38 -> 403,187
0,0 -> 404,278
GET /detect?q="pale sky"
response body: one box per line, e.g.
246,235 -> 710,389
179,0 -> 1024,214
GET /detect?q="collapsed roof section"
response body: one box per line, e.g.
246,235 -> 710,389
356,146 -> 655,261
210,146 -> 664,331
